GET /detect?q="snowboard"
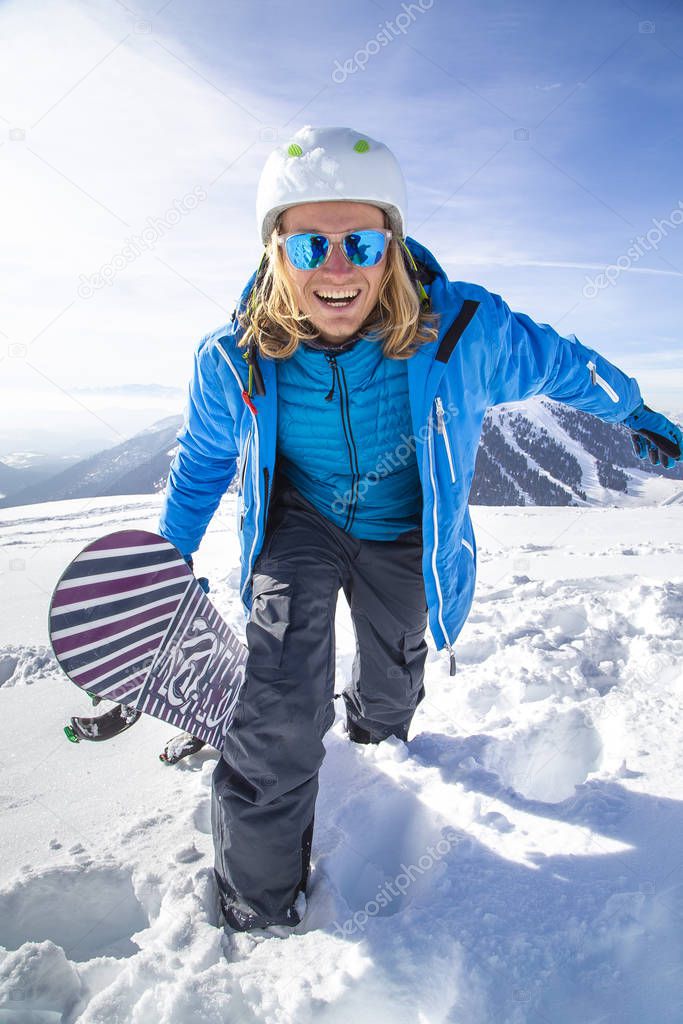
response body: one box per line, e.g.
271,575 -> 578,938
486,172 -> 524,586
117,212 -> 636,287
49,530 -> 247,750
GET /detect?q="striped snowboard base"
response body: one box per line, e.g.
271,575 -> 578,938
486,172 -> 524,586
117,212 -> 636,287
49,530 -> 246,750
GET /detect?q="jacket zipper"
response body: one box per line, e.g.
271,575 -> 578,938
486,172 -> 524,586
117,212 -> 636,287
240,424 -> 253,492
239,424 -> 254,530
427,402 -> 457,676
216,346 -> 261,602
435,396 -> 456,483
263,466 -> 270,525
587,360 -> 619,403
325,354 -> 360,532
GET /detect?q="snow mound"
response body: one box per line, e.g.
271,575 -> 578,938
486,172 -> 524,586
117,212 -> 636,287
0,644 -> 56,687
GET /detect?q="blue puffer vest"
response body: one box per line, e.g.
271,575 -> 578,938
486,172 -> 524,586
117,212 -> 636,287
276,335 -> 422,539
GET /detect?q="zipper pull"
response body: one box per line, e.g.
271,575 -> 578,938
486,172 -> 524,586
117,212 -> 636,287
324,354 -> 337,402
586,360 -> 620,403
242,389 -> 258,415
446,643 -> 457,676
435,395 -> 446,434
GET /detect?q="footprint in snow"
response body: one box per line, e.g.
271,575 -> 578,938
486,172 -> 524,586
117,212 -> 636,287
0,864 -> 149,961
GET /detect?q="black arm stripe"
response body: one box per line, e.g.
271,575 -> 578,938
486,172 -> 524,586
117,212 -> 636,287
435,299 -> 480,364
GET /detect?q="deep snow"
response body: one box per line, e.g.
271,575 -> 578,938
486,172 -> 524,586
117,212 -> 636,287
1,492 -> 682,1023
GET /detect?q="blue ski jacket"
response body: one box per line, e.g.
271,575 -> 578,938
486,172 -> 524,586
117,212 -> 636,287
158,236 -> 642,671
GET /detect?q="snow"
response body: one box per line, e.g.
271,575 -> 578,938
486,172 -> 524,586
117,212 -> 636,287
1,493 -> 682,1022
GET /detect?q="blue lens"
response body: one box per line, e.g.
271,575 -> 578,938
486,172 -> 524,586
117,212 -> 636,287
284,230 -> 388,270
285,233 -> 329,269
342,230 -> 387,266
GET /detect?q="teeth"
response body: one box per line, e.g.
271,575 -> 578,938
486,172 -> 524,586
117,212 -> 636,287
315,290 -> 360,299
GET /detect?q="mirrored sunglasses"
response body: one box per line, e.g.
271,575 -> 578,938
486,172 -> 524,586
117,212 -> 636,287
276,229 -> 392,271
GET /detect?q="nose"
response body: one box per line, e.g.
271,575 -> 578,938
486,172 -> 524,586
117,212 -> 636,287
324,243 -> 354,275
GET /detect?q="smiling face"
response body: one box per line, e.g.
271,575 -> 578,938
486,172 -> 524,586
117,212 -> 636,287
278,201 -> 388,345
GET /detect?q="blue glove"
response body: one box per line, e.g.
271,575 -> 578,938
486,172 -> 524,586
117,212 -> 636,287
184,555 -> 210,594
622,401 -> 683,468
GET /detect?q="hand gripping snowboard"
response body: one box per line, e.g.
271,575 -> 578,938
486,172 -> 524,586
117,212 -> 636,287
49,530 -> 246,750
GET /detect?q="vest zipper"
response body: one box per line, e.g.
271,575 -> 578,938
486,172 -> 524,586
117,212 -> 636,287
435,395 -> 456,483
325,354 -> 360,532
427,402 -> 457,676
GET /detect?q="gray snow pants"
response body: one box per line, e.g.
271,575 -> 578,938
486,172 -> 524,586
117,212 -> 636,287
211,469 -> 429,928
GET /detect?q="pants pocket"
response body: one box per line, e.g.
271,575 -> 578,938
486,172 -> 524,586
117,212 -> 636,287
245,565 -> 294,671
401,626 -> 429,691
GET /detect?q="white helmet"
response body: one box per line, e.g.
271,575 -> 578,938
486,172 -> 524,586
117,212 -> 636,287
256,125 -> 407,246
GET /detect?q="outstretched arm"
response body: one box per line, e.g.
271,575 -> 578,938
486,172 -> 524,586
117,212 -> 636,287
486,291 -> 642,422
159,338 -> 239,557
485,292 -> 682,468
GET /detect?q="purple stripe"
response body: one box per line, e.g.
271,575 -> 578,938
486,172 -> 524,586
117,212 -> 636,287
52,599 -> 180,656
72,636 -> 162,687
87,531 -> 168,552
51,565 -> 188,609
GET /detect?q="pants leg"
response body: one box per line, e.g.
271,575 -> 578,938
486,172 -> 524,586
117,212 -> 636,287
342,525 -> 429,743
212,477 -> 344,927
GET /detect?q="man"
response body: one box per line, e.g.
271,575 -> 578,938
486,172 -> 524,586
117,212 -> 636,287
159,125 -> 682,933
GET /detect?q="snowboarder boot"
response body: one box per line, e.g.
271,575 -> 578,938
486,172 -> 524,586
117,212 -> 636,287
342,692 -> 410,744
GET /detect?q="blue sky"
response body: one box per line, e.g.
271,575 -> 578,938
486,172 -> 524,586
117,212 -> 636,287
1,0 -> 682,455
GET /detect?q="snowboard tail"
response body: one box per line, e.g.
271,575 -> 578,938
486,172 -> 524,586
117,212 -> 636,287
49,530 -> 247,750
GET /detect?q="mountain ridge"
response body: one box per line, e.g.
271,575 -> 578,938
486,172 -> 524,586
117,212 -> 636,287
1,398 -> 681,510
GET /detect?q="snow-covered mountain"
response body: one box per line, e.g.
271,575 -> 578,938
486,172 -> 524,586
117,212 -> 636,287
0,418 -> 184,509
0,453 -> 83,502
1,399 -> 682,510
472,398 -> 683,507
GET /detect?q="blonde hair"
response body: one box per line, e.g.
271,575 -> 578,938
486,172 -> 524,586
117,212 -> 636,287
236,212 -> 440,360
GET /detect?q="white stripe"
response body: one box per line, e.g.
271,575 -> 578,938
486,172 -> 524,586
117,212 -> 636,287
52,577 -> 191,617
216,346 -> 261,602
78,542 -> 173,560
59,557 -> 187,589
51,592 -> 185,640
54,611 -> 174,659
69,628 -> 168,681
427,411 -> 452,649
101,684 -> 144,704
461,538 -> 474,557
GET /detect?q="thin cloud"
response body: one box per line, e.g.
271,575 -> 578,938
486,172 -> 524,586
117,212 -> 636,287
442,256 -> 683,277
